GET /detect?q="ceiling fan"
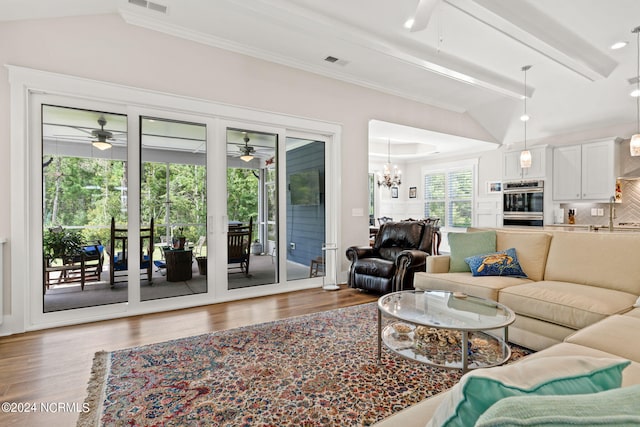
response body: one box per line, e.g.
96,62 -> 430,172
408,0 -> 440,32
47,115 -> 122,150
90,116 -> 116,150
239,136 -> 256,162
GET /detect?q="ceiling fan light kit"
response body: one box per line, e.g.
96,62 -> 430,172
631,26 -> 640,156
92,140 -> 112,150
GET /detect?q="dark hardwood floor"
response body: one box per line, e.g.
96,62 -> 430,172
0,286 -> 377,427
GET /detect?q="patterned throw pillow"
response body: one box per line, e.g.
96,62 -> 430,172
464,247 -> 528,278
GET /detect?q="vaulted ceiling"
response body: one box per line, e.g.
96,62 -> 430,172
4,0 -> 640,156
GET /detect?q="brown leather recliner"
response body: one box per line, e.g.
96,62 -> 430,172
346,221 -> 434,294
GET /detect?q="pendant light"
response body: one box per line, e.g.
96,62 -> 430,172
520,65 -> 532,168
630,26 -> 640,156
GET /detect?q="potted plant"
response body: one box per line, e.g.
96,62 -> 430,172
172,226 -> 186,250
43,226 -> 83,265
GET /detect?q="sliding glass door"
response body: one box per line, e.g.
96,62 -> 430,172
42,105 -> 128,312
226,128 -> 278,289
140,117 -> 208,301
16,71 -> 340,333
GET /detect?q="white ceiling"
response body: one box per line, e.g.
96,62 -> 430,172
5,0 -> 640,159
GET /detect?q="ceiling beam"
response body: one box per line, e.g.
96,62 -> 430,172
447,0 -> 617,81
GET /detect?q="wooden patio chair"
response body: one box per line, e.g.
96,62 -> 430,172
109,217 -> 154,287
228,217 -> 252,276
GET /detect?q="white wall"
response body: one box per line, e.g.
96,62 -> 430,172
0,14 -> 498,317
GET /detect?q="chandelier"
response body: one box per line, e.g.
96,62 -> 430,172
377,139 -> 402,188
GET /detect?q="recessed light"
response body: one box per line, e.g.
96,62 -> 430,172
520,114 -> 530,122
631,89 -> 640,97
610,41 -> 628,50
404,18 -> 415,29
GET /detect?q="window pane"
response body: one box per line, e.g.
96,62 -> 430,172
448,170 -> 472,198
425,202 -> 445,221
450,201 -> 472,228
425,174 -> 445,199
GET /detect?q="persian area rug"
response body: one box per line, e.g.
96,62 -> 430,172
78,303 -> 530,427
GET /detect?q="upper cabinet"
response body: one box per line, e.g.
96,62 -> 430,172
503,146 -> 547,181
552,139 -> 620,201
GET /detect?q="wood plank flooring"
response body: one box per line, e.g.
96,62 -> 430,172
0,286 -> 377,427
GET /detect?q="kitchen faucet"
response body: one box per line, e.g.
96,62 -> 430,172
609,196 -> 616,231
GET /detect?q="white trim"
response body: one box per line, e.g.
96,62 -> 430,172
4,65 -> 342,335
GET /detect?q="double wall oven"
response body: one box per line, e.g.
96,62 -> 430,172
503,180 -> 544,227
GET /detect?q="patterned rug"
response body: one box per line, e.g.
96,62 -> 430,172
78,302 -> 531,426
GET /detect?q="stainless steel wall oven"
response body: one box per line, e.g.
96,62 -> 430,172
503,180 -> 544,227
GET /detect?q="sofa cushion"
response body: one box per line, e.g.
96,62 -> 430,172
474,384 -> 640,427
426,356 -> 630,427
496,230 -> 552,282
498,281 -> 638,330
624,308 -> 640,319
544,231 -> 640,295
564,315 -> 640,363
448,231 -> 496,273
414,272 -> 530,301
465,248 -> 527,278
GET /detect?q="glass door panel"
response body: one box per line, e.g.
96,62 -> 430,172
226,128 -> 277,289
140,117 -> 207,301
285,137 -> 326,281
42,105 -> 128,312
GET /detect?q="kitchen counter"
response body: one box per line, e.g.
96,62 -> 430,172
545,224 -> 640,232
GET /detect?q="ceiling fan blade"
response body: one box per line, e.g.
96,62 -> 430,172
410,0 -> 440,32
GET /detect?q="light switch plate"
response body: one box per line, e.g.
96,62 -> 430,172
591,208 -> 597,216
597,208 -> 604,216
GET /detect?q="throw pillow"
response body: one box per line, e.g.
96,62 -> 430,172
464,248 -> 528,278
475,384 -> 640,427
425,356 -> 630,427
448,231 -> 496,273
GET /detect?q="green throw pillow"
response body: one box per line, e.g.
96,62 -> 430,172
425,356 -> 630,427
448,231 -> 496,272
475,384 -> 640,427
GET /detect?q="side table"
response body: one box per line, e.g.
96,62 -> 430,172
164,249 -> 193,282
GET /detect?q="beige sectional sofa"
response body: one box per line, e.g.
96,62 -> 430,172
416,228 -> 640,351
373,229 -> 640,426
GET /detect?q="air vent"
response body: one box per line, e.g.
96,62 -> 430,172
128,0 -> 168,14
324,56 -> 349,66
629,76 -> 640,85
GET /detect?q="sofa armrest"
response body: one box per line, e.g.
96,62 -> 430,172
426,255 -> 450,273
345,246 -> 376,262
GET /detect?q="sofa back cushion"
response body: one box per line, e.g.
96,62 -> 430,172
496,230 -> 552,282
374,221 -> 425,261
448,231 -> 497,272
544,231 -> 640,295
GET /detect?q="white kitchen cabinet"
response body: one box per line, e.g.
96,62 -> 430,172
503,146 -> 547,181
552,139 -> 619,201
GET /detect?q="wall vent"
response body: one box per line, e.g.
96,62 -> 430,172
128,0 -> 168,14
324,56 -> 349,66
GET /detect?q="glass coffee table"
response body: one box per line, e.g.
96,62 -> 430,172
378,290 -> 516,372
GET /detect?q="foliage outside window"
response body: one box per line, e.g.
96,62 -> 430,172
424,168 -> 473,228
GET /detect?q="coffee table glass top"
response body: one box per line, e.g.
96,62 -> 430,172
378,290 -> 515,331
